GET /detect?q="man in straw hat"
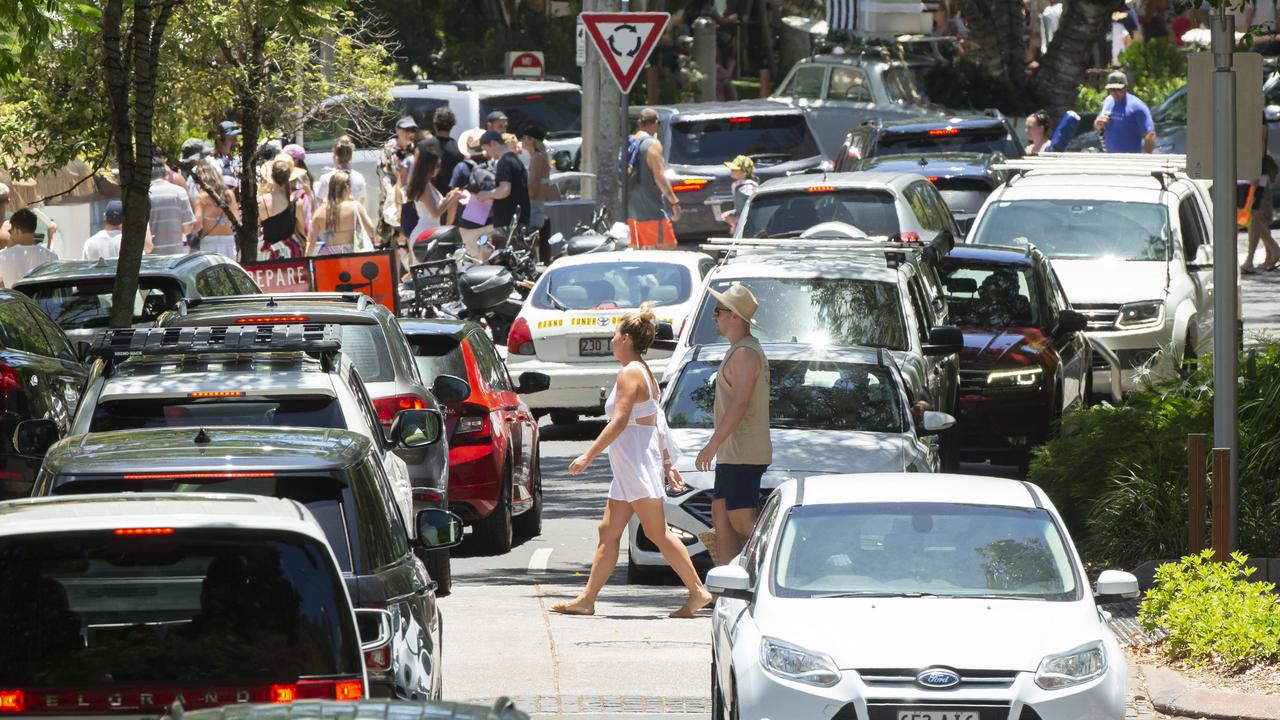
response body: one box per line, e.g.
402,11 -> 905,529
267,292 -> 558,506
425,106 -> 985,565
694,282 -> 772,564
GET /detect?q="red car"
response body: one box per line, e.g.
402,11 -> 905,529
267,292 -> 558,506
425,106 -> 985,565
400,319 -> 549,554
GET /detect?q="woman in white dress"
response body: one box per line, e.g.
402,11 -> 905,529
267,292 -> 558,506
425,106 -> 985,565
556,304 -> 713,618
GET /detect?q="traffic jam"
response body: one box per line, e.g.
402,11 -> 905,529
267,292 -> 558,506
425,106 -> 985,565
0,57 -> 1208,720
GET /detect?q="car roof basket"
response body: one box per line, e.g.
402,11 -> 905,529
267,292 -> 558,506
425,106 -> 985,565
90,323 -> 343,377
997,153 -> 1189,183
178,293 -> 372,315
702,231 -> 956,265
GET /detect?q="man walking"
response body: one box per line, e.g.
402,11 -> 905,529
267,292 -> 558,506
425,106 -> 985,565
0,209 -> 58,287
1094,70 -> 1156,153
213,120 -> 241,190
694,283 -> 771,564
485,110 -> 509,135
628,108 -> 681,248
476,130 -> 530,231
149,158 -> 196,254
84,201 -> 125,260
432,107 -> 465,196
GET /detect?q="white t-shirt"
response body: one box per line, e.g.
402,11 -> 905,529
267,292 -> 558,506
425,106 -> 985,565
0,244 -> 58,288
315,168 -> 367,205
83,228 -> 123,260
1256,0 -> 1278,31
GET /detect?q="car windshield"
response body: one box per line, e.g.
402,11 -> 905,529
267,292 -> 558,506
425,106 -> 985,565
666,359 -> 906,432
535,261 -> 693,310
0,528 -> 360,685
23,278 -> 183,330
689,277 -> 908,351
668,115 -> 820,166
88,397 -> 346,433
407,334 -> 468,383
939,262 -> 1041,328
876,128 -> 1021,158
481,91 -> 582,139
772,502 -> 1079,600
739,189 -> 900,238
970,199 -> 1172,261
934,178 -> 994,217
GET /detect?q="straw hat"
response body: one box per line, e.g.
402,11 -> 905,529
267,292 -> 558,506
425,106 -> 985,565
707,283 -> 761,326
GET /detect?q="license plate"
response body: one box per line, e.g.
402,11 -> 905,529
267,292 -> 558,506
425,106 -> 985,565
896,712 -> 979,720
579,337 -> 612,356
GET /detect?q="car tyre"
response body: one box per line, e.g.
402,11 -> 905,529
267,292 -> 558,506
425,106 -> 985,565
1182,331 -> 1198,375
550,411 -> 578,426
424,548 -> 451,596
513,453 -> 542,538
711,659 -> 724,720
474,463 -> 514,554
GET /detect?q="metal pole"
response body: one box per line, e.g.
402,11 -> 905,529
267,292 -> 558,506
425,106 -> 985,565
621,0 -> 630,227
1210,11 -> 1239,550
581,0 -> 625,221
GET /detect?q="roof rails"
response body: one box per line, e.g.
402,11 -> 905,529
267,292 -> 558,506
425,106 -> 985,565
412,80 -> 471,91
703,231 -> 956,265
91,324 -> 343,376
179,293 -> 372,315
997,153 -> 1189,180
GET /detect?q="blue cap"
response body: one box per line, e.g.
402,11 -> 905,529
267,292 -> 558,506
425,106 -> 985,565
105,200 -> 124,223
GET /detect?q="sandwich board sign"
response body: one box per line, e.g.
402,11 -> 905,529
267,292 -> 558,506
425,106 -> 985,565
580,12 -> 669,94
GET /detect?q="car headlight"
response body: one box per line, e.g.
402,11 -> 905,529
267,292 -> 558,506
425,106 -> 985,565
986,367 -> 1042,388
1035,641 -> 1108,690
1115,301 -> 1165,329
759,636 -> 841,687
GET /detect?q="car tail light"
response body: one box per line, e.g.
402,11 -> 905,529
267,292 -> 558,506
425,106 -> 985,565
113,528 -> 174,536
0,690 -> 24,713
807,185 -> 835,193
123,472 -> 275,480
333,680 -> 363,701
189,391 -> 245,398
413,489 -> 443,504
0,363 -> 18,414
274,678 -> 364,702
237,316 -> 309,324
671,178 -> 710,193
926,176 -> 939,182
508,317 -> 535,355
928,127 -> 960,136
270,685 -> 297,704
452,405 -> 491,446
898,232 -> 921,243
728,117 -> 752,124
372,395 -> 426,428
364,641 -> 393,673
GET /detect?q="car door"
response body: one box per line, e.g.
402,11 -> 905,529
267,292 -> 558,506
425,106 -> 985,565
1177,193 -> 1214,355
714,493 -> 783,700
20,300 -> 87,429
905,269 -> 953,415
1040,260 -> 1087,409
468,331 -> 529,504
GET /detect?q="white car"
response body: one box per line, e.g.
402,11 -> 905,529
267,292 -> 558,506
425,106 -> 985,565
705,473 -> 1138,720
967,154 -> 1219,396
626,343 -> 954,583
505,250 -> 715,423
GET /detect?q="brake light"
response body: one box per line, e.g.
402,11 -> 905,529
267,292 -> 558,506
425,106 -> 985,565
928,127 -> 960,136
372,395 -> 425,427
413,489 -> 443,504
364,642 -> 393,672
508,316 -> 535,355
926,176 -> 939,182
807,185 -> 836,193
0,363 -> 18,414
728,117 -> 752,124
270,685 -> 297,704
333,680 -> 363,701
114,528 -> 174,536
122,471 -> 275,480
525,94 -> 542,101
846,146 -> 861,159
236,316 -> 309,324
899,232 -> 921,243
0,690 -> 24,712
671,178 -> 710,193
189,391 -> 244,398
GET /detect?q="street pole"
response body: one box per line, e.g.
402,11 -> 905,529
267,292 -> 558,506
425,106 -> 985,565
581,0 -> 625,221
621,0 -> 630,225
1210,10 -> 1239,551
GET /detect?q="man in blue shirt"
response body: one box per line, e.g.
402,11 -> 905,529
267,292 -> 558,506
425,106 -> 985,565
1094,70 -> 1156,153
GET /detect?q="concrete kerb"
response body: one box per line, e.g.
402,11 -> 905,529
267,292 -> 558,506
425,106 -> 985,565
1142,664 -> 1280,720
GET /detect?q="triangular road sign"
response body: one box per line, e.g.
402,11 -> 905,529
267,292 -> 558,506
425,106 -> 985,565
580,12 -> 670,94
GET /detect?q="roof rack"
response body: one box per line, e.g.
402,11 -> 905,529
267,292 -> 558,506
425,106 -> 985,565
997,153 -> 1189,179
702,231 -> 956,265
179,293 -> 371,315
412,80 -> 471,91
91,324 -> 342,376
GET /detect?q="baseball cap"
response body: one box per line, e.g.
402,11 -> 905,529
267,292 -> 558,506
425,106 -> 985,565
519,123 -> 546,141
396,115 -> 418,130
282,144 -> 306,163
181,138 -> 209,162
217,120 -> 240,136
486,110 -> 508,123
479,130 -> 505,146
1105,70 -> 1128,90
104,200 -> 124,224
724,155 -> 754,174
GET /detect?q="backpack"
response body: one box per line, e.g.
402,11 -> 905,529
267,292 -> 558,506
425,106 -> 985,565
467,161 -> 497,194
622,135 -> 648,184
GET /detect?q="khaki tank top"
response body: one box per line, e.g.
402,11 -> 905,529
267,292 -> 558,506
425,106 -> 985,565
713,335 -> 772,465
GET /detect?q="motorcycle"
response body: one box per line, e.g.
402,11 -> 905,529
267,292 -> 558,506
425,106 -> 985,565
545,206 -> 629,262
457,216 -> 542,344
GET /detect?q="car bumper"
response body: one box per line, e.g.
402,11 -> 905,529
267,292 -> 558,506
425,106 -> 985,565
956,390 -> 1052,459
445,442 -> 504,523
506,356 -> 668,412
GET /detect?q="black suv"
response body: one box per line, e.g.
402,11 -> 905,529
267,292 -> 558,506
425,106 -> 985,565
837,115 -> 1024,172
34,425 -> 462,702
0,289 -> 86,499
857,152 -> 1006,234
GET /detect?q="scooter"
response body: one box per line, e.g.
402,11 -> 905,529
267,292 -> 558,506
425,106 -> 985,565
546,206 -> 630,262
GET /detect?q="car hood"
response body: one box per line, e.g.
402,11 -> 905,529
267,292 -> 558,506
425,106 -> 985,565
759,595 -> 1101,671
960,327 -> 1048,368
1049,259 -> 1169,305
668,428 -> 917,477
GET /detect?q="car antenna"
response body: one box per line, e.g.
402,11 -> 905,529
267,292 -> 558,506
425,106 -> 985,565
193,428 -> 211,445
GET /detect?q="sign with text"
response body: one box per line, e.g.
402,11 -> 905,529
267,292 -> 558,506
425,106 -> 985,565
242,258 -> 310,294
310,250 -> 398,314
506,51 -> 545,79
580,12 -> 669,93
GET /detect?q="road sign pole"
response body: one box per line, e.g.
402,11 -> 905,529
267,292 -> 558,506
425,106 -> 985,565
620,0 -> 629,230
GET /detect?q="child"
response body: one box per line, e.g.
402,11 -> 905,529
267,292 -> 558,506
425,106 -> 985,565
719,155 -> 758,233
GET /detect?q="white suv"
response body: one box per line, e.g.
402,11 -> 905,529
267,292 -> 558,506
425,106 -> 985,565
966,155 -> 1217,396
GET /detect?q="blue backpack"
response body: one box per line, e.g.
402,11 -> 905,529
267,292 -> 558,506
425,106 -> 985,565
621,136 -> 647,184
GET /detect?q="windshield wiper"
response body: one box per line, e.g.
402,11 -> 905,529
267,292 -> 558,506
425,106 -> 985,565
811,591 -> 943,599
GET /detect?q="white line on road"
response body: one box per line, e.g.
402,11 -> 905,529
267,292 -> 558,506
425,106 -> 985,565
528,547 -> 554,574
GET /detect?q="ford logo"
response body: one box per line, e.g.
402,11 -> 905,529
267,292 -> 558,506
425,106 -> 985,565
916,668 -> 961,688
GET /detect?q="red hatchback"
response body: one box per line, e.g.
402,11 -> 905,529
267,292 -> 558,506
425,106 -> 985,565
400,319 -> 549,554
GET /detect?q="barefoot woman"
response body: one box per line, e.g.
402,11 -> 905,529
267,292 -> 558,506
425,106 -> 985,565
556,304 -> 713,618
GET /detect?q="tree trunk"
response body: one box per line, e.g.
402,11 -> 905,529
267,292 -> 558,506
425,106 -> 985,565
1032,0 -> 1122,116
956,0 -> 1029,88
235,26 -> 268,263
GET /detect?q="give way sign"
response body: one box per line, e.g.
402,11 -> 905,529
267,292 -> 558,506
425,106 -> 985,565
580,12 -> 670,94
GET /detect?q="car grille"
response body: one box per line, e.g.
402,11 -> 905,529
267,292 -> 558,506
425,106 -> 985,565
680,488 -> 773,527
1074,305 -> 1120,330
833,701 -> 1012,720
959,369 -> 988,393
858,668 -> 1018,690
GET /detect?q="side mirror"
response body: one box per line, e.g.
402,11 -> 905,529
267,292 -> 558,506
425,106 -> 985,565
432,374 -> 470,405
1055,309 -> 1089,334
1266,104 -> 1280,123
416,508 -> 464,550
516,370 -> 550,395
14,418 -> 60,456
917,411 -> 956,435
1094,569 -> 1141,603
75,341 -> 93,363
389,409 -> 443,449
353,608 -> 393,652
1189,244 -> 1214,269
922,325 -> 963,356
705,564 -> 753,601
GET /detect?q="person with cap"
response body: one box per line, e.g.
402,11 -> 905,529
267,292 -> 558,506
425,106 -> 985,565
84,201 -> 127,260
627,108 -> 681,248
149,157 -> 197,255
1093,70 -> 1156,153
719,155 -> 758,233
476,129 -> 530,231
379,116 -> 422,239
0,208 -> 58,288
485,110 -> 508,135
213,120 -> 241,190
694,282 -> 772,565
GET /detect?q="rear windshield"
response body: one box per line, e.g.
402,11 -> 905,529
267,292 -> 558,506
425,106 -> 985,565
740,189 -> 900,238
535,261 -> 693,310
668,115 -> 819,166
481,91 -> 582,140
876,127 -> 1021,158
407,335 -> 467,383
0,528 -> 360,686
89,397 -> 346,433
934,178 -> 994,217
23,278 -> 183,330
338,324 -> 395,383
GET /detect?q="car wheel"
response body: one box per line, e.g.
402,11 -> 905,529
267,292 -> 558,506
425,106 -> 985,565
474,463 -> 513,554
1182,331 -> 1198,375
711,659 -> 724,720
513,453 -> 542,538
549,411 -> 577,425
423,548 -> 451,597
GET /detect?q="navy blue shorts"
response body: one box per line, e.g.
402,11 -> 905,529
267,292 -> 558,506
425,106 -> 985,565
713,464 -> 768,511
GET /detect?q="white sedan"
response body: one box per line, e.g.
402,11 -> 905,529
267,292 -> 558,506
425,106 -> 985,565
705,473 -> 1137,720
504,250 -> 714,423
626,343 -> 954,583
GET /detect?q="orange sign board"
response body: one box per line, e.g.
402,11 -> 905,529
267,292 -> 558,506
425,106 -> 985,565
309,250 -> 399,313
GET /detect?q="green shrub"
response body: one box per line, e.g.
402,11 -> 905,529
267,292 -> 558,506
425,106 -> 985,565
1138,550 -> 1280,669
1075,39 -> 1187,114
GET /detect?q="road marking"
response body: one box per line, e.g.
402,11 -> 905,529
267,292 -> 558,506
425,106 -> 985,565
528,547 -> 553,573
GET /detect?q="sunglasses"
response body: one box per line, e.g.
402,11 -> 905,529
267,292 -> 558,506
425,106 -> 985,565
713,306 -> 731,317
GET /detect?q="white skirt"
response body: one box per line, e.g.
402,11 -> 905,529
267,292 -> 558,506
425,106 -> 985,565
607,424 -> 666,502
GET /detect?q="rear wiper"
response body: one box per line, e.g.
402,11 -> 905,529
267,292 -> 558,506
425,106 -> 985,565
543,284 -> 569,312
764,230 -> 803,239
749,152 -> 794,162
